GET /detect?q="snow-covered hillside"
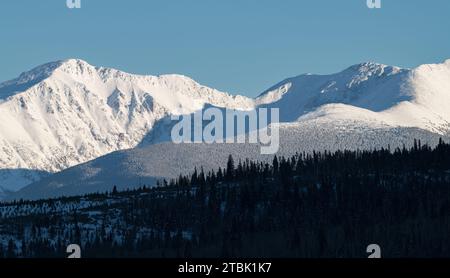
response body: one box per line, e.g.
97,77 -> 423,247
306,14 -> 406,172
2,58 -> 450,199
7,123 -> 450,201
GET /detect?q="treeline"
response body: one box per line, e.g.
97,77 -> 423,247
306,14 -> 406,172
1,139 -> 450,257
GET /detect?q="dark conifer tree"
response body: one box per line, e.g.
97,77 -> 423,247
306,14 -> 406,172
226,154 -> 235,181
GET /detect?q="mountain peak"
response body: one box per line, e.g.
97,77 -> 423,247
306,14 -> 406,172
0,59 -> 99,100
345,61 -> 403,75
1,59 -> 94,85
58,58 -> 92,69
53,58 -> 98,77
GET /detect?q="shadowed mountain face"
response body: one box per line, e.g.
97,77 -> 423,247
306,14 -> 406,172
0,61 -> 62,100
0,169 -> 50,198
1,59 -> 450,199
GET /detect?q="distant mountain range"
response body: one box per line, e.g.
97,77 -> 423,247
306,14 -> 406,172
1,58 -> 450,200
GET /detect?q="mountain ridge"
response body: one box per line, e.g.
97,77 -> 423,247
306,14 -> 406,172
1,58 -> 450,196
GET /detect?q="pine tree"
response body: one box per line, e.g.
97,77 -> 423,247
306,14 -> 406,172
226,154 -> 235,181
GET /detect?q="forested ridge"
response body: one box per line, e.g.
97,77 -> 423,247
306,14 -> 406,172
1,139 -> 450,258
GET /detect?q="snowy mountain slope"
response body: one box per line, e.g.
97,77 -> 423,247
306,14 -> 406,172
7,122 -> 449,201
257,60 -> 450,133
256,62 -> 410,113
0,59 -> 254,191
2,58 -> 450,197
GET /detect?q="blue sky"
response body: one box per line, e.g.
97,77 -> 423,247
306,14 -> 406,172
0,0 -> 449,97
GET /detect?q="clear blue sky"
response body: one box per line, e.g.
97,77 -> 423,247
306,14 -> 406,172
0,0 -> 449,97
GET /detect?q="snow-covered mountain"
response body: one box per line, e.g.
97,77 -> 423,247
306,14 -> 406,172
257,60 -> 450,133
0,59 -> 254,193
2,58 -> 450,200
